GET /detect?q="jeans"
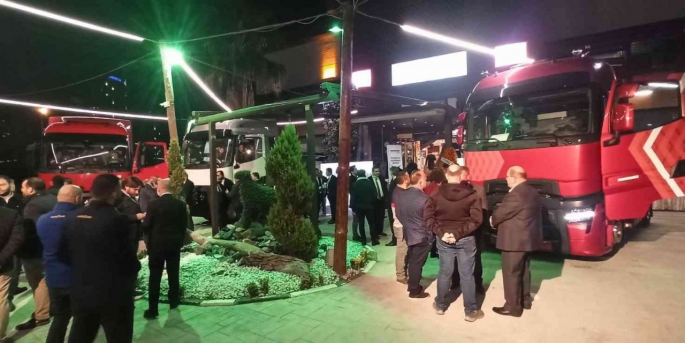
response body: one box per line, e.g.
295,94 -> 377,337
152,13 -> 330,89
47,288 -> 71,343
435,236 -> 477,315
406,241 -> 431,295
22,258 -> 50,321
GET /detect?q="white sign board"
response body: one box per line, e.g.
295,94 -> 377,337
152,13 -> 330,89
392,51 -> 467,86
386,144 -> 403,177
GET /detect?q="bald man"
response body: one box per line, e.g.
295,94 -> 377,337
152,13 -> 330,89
490,166 -> 543,317
142,179 -> 188,319
37,185 -> 82,342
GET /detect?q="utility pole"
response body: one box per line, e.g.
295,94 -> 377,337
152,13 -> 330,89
160,43 -> 179,141
333,0 -> 354,276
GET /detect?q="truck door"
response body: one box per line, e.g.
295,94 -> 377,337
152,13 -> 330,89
602,78 -> 685,221
133,142 -> 169,180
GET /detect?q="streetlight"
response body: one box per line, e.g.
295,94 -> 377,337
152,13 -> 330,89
329,26 -> 343,34
37,107 -> 49,115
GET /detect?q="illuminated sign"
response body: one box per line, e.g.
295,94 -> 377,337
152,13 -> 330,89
391,52 -> 467,86
352,69 -> 372,88
108,75 -> 122,83
494,42 -> 534,67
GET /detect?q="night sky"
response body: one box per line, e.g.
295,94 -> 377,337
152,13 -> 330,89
1,0 -> 684,180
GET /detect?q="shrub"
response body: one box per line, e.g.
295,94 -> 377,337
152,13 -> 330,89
246,282 -> 260,298
265,125 -> 318,261
234,170 -> 275,229
259,278 -> 270,295
167,139 -> 185,199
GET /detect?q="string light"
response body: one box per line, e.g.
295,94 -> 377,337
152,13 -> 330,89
0,0 -> 146,42
0,98 -> 167,121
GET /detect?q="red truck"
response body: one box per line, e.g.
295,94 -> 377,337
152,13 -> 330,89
460,57 -> 684,256
29,116 -> 168,195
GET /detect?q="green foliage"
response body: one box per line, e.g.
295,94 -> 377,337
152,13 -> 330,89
246,282 -> 260,298
265,125 -> 318,261
259,278 -> 270,295
317,236 -> 365,267
234,170 -> 276,229
168,139 -> 185,200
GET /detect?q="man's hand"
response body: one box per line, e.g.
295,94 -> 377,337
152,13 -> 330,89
441,233 -> 456,244
136,213 -> 146,221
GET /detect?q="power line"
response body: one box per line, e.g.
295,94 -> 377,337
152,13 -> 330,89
355,8 -> 402,28
1,51 -> 156,97
186,57 -> 305,96
166,9 -> 340,44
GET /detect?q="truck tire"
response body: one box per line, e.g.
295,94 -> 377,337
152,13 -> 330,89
639,206 -> 653,228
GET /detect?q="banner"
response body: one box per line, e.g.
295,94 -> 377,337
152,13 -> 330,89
386,144 -> 403,177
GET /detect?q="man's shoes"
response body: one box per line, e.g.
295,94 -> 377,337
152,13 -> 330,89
380,233 -> 388,237
385,240 -> 397,246
433,302 -> 445,315
143,310 -> 159,319
327,220 -> 335,224
476,284 -> 486,295
15,317 -> 50,331
8,302 -> 15,312
492,306 -> 522,317
396,278 -> 408,285
523,295 -> 534,310
409,291 -> 430,299
170,302 -> 180,310
371,241 -> 381,246
465,309 -> 485,322
12,287 -> 27,296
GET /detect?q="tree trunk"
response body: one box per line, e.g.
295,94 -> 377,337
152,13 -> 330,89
243,252 -> 311,283
206,238 -> 263,254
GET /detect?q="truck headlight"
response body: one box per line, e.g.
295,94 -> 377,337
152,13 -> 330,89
564,209 -> 595,223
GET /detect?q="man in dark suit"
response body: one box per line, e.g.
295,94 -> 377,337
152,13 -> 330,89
142,179 -> 188,319
216,171 -> 233,227
117,176 -> 145,249
325,168 -> 337,224
16,177 -> 55,331
62,174 -> 140,342
47,176 -> 65,197
491,166 -> 543,317
316,170 -> 328,217
371,167 -> 389,239
350,170 -> 378,246
139,177 -> 159,213
0,206 -> 23,341
348,166 -> 360,240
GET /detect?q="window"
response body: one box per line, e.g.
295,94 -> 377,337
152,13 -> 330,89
140,144 -> 165,167
43,133 -> 129,172
235,136 -> 262,164
629,84 -> 681,132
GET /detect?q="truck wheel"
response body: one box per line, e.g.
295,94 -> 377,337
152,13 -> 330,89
611,222 -> 626,253
639,206 -> 653,228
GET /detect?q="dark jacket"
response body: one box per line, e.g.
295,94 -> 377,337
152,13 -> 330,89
491,182 -> 543,252
350,178 -> 376,211
19,192 -> 57,259
0,207 -> 23,273
393,187 -> 433,246
116,192 -> 143,242
0,193 -> 23,213
388,177 -> 398,200
142,194 -> 188,253
369,175 -> 389,203
183,179 -> 195,206
348,173 -> 358,193
139,185 -> 158,213
36,202 -> 79,289
62,200 -> 140,311
317,176 -> 328,195
424,183 -> 482,240
326,175 -> 337,198
47,186 -> 60,197
227,183 -> 242,220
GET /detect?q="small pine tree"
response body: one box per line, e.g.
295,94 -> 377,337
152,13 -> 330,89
167,139 -> 185,200
265,125 -> 318,261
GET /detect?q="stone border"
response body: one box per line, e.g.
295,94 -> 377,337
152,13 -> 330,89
181,245 -> 378,307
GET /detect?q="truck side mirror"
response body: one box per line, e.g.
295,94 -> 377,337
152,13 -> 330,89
456,125 -> 465,145
611,103 -> 634,133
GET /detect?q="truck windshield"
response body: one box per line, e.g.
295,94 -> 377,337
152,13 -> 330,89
466,88 -> 596,150
44,133 -> 129,172
182,131 -> 233,169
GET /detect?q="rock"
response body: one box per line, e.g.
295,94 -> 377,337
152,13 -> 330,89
365,248 -> 378,261
243,253 -> 311,284
206,238 -> 262,254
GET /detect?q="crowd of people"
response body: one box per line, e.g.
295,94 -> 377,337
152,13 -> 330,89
0,173 -> 188,342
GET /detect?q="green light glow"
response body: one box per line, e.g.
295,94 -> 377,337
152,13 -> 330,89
162,47 -> 184,66
329,26 -> 343,33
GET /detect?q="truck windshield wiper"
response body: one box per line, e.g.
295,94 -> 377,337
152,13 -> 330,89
516,133 -> 573,145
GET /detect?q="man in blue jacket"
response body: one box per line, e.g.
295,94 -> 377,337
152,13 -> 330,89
36,185 -> 82,343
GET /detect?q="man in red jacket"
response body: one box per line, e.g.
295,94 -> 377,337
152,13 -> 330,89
425,165 -> 483,322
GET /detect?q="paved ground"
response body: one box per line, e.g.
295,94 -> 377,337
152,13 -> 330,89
8,211 -> 685,342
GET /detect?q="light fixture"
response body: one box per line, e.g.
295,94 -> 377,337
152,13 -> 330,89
564,209 -> 595,223
352,69 -> 372,88
594,62 -> 603,70
277,118 -> 325,126
401,25 -> 494,55
38,107 -> 49,115
634,90 -> 653,97
161,47 -> 184,66
0,0 -> 145,42
0,98 -> 167,121
351,110 -> 358,115
494,42 -> 534,67
647,82 -> 678,89
329,26 -> 343,33
392,52 -> 467,86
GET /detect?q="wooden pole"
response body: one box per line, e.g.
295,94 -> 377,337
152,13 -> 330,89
305,105 -> 321,237
333,0 -> 354,276
208,122 -> 220,236
159,44 -> 179,141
